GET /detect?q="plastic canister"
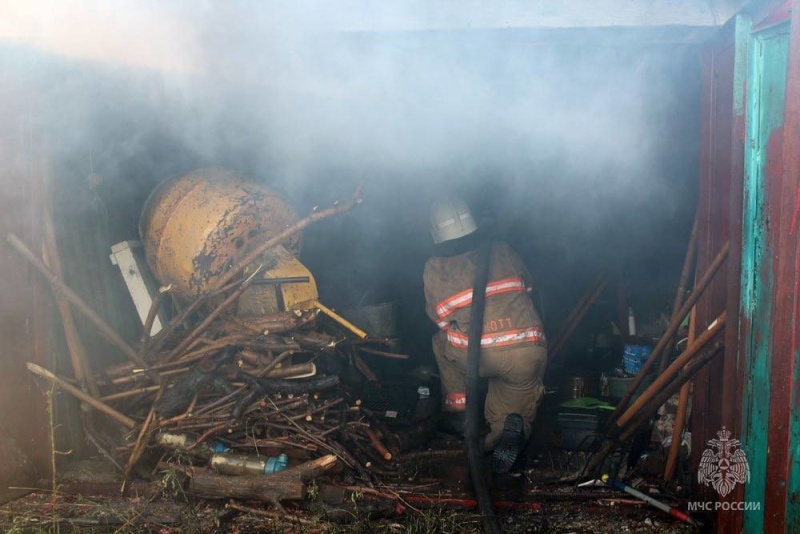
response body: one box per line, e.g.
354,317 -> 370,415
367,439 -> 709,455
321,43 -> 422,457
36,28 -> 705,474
211,452 -> 289,476
264,454 -> 289,473
623,344 -> 653,374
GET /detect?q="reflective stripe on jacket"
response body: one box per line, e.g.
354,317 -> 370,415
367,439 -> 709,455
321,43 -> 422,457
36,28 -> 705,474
424,241 -> 545,352
434,277 -> 527,320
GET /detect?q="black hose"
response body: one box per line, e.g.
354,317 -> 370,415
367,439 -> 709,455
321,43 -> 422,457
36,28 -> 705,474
466,240 -> 501,534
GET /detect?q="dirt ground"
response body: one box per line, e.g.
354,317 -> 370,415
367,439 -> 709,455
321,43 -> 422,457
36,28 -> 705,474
0,449 -> 698,534
0,489 -> 697,533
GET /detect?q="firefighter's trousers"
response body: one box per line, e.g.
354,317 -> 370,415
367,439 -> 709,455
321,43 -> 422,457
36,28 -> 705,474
432,331 -> 547,450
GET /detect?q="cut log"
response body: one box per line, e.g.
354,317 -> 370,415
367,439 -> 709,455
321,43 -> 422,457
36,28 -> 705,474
187,454 -> 338,505
190,471 -> 306,504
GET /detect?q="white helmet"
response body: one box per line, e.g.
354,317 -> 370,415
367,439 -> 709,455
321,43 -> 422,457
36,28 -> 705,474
430,198 -> 478,244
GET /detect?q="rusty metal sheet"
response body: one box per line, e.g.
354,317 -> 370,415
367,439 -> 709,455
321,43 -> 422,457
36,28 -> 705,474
775,1 -> 800,530
718,15 -> 750,534
694,14 -> 749,532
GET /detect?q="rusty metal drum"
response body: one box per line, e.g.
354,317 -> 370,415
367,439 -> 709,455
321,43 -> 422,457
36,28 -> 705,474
139,168 -> 301,300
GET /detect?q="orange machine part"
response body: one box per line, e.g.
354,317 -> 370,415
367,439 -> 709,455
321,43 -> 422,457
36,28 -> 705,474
139,168 -> 301,300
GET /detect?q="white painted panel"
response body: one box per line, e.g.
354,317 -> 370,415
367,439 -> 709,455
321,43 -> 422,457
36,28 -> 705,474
109,241 -> 164,335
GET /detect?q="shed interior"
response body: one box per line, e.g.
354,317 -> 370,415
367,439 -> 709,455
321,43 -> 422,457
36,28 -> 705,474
0,1 -> 792,532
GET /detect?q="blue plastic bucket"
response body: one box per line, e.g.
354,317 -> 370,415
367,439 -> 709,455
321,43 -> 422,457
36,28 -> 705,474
623,344 -> 653,374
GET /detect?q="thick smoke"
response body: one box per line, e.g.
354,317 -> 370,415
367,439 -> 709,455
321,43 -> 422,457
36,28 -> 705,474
2,1 -> 704,358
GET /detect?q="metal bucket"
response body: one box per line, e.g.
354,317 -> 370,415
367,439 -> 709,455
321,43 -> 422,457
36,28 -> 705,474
561,371 -> 597,401
569,376 -> 585,399
341,302 -> 399,338
606,375 -> 635,400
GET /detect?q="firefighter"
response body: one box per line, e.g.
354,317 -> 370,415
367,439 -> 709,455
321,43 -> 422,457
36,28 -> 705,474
423,198 -> 547,472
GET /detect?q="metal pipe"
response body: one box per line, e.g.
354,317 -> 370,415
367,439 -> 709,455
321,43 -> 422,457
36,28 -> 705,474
315,300 -> 368,339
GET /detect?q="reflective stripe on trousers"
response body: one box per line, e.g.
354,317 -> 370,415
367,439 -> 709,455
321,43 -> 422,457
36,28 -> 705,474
445,392 -> 467,411
447,326 -> 545,349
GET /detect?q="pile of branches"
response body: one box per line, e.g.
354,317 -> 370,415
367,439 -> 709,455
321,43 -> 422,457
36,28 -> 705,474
102,306 -> 399,484
11,185 -> 413,506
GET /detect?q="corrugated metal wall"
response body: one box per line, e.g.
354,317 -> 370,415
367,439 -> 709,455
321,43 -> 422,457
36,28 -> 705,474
0,54 -> 152,501
0,76 -> 53,501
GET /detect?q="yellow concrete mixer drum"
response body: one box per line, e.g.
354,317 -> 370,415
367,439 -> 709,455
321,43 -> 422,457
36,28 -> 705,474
139,168 -> 318,313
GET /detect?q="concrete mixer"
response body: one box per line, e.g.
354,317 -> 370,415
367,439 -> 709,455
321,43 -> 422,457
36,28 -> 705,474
138,168 -> 366,337
138,169 -> 309,315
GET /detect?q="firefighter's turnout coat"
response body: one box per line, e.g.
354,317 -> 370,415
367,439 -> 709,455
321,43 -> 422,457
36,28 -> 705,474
423,241 -> 547,449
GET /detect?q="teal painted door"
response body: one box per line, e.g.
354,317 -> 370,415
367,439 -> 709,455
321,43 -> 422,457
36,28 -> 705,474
740,23 -> 790,533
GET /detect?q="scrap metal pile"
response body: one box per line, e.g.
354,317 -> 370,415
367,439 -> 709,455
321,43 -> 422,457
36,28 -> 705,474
10,183 -> 424,508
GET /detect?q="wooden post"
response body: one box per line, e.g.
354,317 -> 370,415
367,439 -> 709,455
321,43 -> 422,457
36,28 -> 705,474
616,262 -> 630,337
548,276 -> 608,364
586,340 -> 723,476
551,274 -> 607,349
672,214 -> 699,323
658,212 -> 699,373
41,197 -> 99,397
664,306 -> 697,481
